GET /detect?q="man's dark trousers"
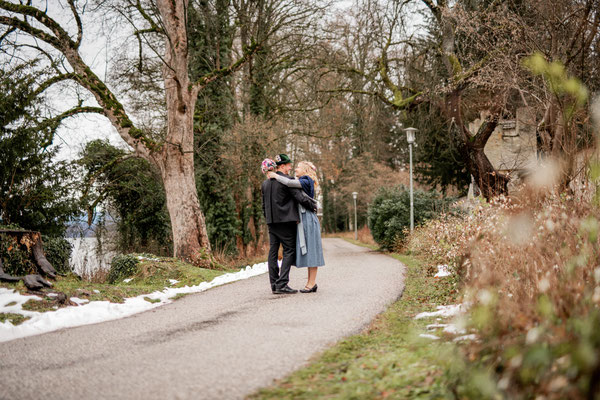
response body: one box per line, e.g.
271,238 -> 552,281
267,221 -> 297,290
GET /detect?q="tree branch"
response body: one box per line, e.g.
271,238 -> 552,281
1,3 -> 159,158
32,72 -> 78,98
52,106 -> 105,122
0,25 -> 15,44
67,0 -> 83,48
134,0 -> 164,35
473,113 -> 499,148
421,0 -> 442,22
192,42 -> 260,92
0,1 -> 76,49
0,15 -> 61,49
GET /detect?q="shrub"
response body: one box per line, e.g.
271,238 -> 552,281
407,198 -> 489,268
368,185 -> 451,250
408,190 -> 600,398
42,236 -> 73,275
107,254 -> 139,284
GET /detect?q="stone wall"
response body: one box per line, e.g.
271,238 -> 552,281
468,107 -> 538,174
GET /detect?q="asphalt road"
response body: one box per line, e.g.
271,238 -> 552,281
0,238 -> 405,400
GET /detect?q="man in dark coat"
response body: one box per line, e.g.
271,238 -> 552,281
262,154 -> 315,294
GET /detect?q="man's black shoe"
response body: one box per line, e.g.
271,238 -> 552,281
273,285 -> 298,294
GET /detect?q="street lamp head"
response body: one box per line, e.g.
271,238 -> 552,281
404,127 -> 418,144
352,191 -> 358,200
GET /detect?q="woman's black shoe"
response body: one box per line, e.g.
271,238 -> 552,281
300,284 -> 317,293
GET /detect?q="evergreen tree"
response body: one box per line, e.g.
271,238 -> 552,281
77,140 -> 171,254
189,0 -> 241,254
0,62 -> 78,236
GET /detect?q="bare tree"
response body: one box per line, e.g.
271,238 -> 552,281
0,0 -> 257,260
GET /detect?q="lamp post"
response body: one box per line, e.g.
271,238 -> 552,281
405,127 -> 418,232
352,191 -> 358,240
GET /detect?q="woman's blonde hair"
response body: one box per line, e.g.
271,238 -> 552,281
297,161 -> 319,188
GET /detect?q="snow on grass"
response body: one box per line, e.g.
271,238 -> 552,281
418,304 -> 477,342
453,334 -> 477,342
419,333 -> 440,340
414,304 -> 464,319
168,279 -> 179,285
433,264 -> 451,278
427,323 -> 466,335
136,255 -> 160,262
0,262 -> 268,343
70,297 -> 89,305
1,290 -> 41,317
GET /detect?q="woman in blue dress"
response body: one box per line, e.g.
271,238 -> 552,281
267,161 -> 325,293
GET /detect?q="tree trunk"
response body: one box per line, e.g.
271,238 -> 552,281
459,142 -> 509,199
445,89 -> 509,199
160,148 -> 211,260
155,0 -> 211,259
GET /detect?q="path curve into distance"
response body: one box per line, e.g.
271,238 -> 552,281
0,238 -> 405,400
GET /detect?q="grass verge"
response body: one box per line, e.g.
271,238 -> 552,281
1,255 -> 241,313
250,243 -> 460,399
0,313 -> 30,325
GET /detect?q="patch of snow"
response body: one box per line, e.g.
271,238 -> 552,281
453,334 -> 477,342
442,324 -> 466,335
70,297 -> 89,305
168,279 -> 179,285
427,323 -> 466,335
0,262 -> 268,343
415,304 -> 464,319
137,255 -> 160,262
426,323 -> 448,330
93,290 -> 100,294
1,288 -> 41,317
123,278 -> 133,283
419,333 -> 440,340
434,264 -> 451,277
46,293 -> 58,298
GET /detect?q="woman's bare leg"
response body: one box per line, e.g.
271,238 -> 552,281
306,267 -> 317,288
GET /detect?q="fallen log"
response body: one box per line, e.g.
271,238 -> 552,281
32,239 -> 56,278
22,274 -> 52,291
0,257 -> 52,290
0,258 -> 23,282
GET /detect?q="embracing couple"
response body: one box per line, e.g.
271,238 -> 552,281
261,154 -> 325,295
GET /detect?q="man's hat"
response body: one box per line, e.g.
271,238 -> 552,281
275,154 -> 292,165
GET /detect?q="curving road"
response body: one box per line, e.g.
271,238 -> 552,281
0,238 -> 405,400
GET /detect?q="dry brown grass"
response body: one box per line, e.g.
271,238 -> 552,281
80,267 -> 110,284
323,226 -> 377,246
409,190 -> 600,329
212,242 -> 270,269
407,185 -> 600,398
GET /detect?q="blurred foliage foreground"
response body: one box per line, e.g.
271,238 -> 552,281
408,187 -> 600,399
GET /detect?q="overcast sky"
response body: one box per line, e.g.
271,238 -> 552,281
23,0 -> 422,162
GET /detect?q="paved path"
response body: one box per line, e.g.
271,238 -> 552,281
0,239 -> 405,400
